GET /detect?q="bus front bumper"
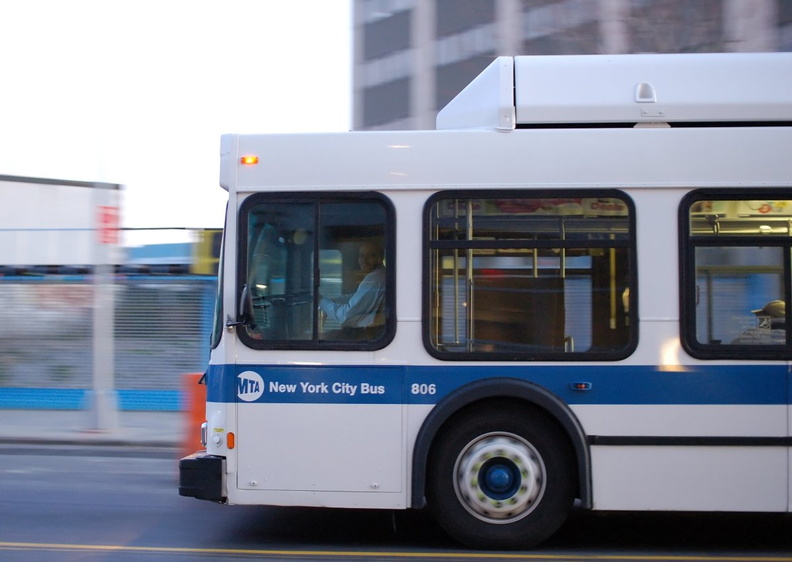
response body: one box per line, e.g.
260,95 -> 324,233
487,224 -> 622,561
178,452 -> 226,502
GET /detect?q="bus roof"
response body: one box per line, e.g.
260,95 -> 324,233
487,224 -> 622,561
436,53 -> 792,131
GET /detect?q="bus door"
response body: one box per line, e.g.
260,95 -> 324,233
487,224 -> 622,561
684,194 -> 792,512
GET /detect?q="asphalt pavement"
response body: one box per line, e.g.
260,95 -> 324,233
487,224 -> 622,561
0,408 -> 189,450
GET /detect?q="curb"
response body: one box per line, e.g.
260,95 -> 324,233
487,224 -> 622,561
0,437 -> 181,449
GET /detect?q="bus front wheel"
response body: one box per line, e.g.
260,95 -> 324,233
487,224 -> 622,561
426,404 -> 575,550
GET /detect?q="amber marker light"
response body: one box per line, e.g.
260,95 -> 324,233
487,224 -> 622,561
240,155 -> 259,165
227,432 -> 235,449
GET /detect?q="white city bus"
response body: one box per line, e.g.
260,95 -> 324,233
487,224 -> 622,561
180,53 -> 792,549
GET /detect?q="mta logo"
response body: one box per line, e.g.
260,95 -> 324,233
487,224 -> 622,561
237,371 -> 265,402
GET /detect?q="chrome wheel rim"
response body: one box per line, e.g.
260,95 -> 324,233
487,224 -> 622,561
452,431 -> 546,523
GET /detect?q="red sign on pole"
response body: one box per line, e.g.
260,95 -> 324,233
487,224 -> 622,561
97,205 -> 120,245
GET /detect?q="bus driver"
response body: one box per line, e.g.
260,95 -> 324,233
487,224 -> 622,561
319,242 -> 386,339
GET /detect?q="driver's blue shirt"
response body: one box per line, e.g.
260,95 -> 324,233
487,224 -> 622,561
319,265 -> 385,328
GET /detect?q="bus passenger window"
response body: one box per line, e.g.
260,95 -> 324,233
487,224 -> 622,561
682,195 -> 792,358
424,192 -> 636,361
238,194 -> 394,350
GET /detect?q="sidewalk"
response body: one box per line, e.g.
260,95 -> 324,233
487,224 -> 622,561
0,409 -> 189,449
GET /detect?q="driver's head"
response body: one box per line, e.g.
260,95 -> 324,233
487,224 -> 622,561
358,242 -> 383,273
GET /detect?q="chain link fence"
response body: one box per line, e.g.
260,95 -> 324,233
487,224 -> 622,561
0,274 -> 216,410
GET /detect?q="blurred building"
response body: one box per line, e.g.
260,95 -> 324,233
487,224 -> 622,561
353,0 -> 792,130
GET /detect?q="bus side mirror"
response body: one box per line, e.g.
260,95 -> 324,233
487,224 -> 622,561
226,284 -> 251,328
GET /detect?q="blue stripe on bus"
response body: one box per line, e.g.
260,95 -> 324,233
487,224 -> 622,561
205,363 -> 790,406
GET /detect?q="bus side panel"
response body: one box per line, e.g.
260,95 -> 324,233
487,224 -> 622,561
236,402 -> 403,495
575,403 -> 788,512
573,404 -> 788,438
590,445 -> 787,512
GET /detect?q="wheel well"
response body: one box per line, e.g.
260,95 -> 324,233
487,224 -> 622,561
411,378 -> 591,510
437,397 -> 566,440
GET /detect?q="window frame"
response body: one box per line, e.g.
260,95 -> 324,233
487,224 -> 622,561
236,191 -> 396,351
679,188 -> 792,360
422,188 -> 638,362
209,214 -> 226,350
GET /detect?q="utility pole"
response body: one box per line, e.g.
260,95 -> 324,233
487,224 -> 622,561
87,195 -> 120,431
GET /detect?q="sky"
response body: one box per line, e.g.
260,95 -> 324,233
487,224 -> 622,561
0,0 -> 352,237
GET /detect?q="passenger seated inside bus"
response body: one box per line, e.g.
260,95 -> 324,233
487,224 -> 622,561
319,241 -> 386,340
731,300 -> 786,345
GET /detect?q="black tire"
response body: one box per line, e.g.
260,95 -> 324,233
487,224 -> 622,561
426,403 -> 575,550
